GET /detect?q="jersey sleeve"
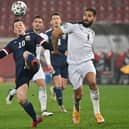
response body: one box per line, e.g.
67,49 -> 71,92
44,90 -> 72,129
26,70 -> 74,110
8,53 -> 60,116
0,41 -> 13,58
3,41 -> 13,54
39,33 -> 48,42
61,23 -> 74,34
39,33 -> 53,50
34,33 -> 47,45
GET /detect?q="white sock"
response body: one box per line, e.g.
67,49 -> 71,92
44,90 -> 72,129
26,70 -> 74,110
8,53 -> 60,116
38,87 -> 47,112
90,89 -> 100,115
9,89 -> 16,96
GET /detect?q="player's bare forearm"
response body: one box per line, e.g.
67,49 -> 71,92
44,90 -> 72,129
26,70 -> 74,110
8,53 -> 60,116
52,28 -> 63,55
51,36 -> 60,55
52,30 -> 60,55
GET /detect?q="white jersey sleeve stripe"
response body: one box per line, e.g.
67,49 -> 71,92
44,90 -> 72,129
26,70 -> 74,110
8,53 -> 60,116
2,48 -> 9,55
39,33 -> 49,45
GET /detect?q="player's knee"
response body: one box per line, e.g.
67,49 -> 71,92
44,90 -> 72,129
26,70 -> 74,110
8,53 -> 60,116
53,76 -> 62,87
74,86 -> 83,100
75,92 -> 83,101
89,80 -> 97,90
18,98 -> 26,104
23,51 -> 30,59
36,79 -> 45,86
75,95 -> 82,101
62,81 -> 67,89
16,94 -> 27,104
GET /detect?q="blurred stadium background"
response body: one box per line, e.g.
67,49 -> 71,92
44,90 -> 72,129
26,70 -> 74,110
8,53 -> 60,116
0,0 -> 129,84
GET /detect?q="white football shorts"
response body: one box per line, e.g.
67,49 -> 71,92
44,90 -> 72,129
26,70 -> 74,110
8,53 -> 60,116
32,65 -> 45,81
68,60 -> 96,90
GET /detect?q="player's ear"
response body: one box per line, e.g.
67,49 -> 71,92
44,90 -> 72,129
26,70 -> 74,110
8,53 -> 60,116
60,19 -> 62,24
13,24 -> 17,34
93,16 -> 96,22
13,29 -> 16,34
50,20 -> 52,25
32,21 -> 34,27
23,24 -> 26,31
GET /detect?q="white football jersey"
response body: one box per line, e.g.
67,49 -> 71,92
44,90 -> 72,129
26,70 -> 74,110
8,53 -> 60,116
61,23 -> 95,64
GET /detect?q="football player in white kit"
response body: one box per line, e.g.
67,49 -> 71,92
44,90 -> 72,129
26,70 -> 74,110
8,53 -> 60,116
6,16 -> 54,116
52,7 -> 104,124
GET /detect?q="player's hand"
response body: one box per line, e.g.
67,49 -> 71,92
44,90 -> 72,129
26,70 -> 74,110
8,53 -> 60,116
47,64 -> 54,73
51,50 -> 61,55
64,50 -> 68,56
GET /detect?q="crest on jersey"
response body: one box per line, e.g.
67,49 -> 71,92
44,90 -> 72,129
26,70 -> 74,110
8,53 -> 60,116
25,35 -> 31,41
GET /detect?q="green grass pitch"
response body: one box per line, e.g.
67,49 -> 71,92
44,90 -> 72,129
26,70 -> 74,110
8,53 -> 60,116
0,83 -> 129,129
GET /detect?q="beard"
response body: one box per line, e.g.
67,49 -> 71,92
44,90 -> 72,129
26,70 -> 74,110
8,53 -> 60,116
82,20 -> 93,27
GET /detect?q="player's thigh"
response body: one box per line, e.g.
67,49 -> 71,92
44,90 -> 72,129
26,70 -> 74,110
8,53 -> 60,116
35,79 -> 46,87
61,64 -> 68,79
53,75 -> 62,87
68,65 -> 83,90
85,72 -> 96,84
83,61 -> 96,89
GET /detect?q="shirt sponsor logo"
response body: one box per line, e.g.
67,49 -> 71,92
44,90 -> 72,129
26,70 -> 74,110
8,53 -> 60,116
25,35 -> 30,41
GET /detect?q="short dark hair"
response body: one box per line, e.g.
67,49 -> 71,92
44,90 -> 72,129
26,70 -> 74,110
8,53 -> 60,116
85,7 -> 96,16
50,12 -> 61,18
13,19 -> 24,24
13,19 -> 24,29
32,15 -> 44,21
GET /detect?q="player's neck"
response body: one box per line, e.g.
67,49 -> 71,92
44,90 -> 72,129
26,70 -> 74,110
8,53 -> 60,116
33,29 -> 41,34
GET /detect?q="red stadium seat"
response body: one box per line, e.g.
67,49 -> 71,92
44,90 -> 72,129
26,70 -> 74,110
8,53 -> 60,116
0,0 -> 129,37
